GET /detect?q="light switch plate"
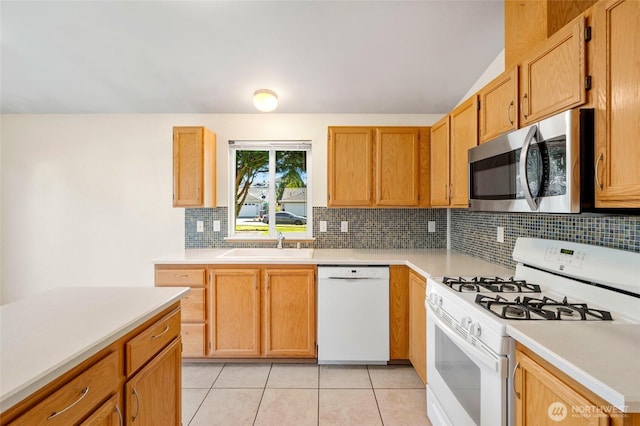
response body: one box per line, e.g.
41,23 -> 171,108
213,220 -> 221,232
341,221 -> 348,232
196,221 -> 204,233
497,226 -> 504,243
319,221 -> 327,232
428,221 -> 436,233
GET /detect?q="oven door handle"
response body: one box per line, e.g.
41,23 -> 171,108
519,125 -> 540,211
428,306 -> 507,376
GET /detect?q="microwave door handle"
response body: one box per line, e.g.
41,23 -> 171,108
519,125 -> 540,211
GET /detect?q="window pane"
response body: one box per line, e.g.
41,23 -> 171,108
234,150 -> 269,236
275,150 -> 308,236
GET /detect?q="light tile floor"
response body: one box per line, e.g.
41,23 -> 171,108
182,363 -> 433,426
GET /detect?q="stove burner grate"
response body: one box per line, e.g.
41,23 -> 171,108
475,294 -> 613,321
442,276 -> 541,293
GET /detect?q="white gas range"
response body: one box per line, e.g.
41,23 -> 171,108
425,237 -> 640,426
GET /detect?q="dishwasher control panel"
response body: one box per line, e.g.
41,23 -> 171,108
318,266 -> 389,280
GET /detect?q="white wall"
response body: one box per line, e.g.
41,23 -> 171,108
456,49 -> 505,107
0,113 -> 441,303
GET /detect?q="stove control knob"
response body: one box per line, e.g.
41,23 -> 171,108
436,295 -> 443,307
469,322 -> 482,338
461,316 -> 472,330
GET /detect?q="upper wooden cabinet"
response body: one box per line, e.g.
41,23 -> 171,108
479,67 -> 519,143
327,126 -> 430,208
519,15 -> 587,125
593,0 -> 640,208
173,126 -> 216,207
505,0 -> 596,69
430,96 -> 478,208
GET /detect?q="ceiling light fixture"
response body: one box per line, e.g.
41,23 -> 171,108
253,89 -> 278,112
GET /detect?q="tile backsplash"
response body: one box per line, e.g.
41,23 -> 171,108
451,210 -> 639,269
185,207 -> 447,249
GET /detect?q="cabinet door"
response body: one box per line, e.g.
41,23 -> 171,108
479,67 -> 518,143
181,323 -> 206,358
389,265 -> 410,360
593,0 -> 640,207
449,96 -> 478,207
173,127 -> 216,208
515,350 -> 608,426
375,128 -> 421,206
80,393 -> 123,426
327,127 -> 374,206
262,268 -> 316,357
430,116 -> 450,206
209,268 -> 261,357
409,272 -> 427,385
125,338 -> 181,426
520,16 -> 586,125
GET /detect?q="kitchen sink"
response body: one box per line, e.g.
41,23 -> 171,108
217,248 -> 314,260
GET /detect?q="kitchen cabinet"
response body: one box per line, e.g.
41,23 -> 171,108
2,299 -> 183,426
209,266 -> 316,358
519,15 -> 587,125
155,266 -> 207,357
173,126 -> 216,207
327,126 -> 430,208
593,0 -> 640,208
514,347 -> 610,426
430,95 -> 478,207
389,265 -> 410,360
478,67 -> 519,143
409,271 -> 427,385
505,0 -> 596,70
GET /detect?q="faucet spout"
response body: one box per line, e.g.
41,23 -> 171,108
276,232 -> 285,249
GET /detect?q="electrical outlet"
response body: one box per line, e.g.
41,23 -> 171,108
213,220 -> 221,232
341,221 -> 348,232
319,221 -> 327,232
497,226 -> 505,243
428,221 -> 436,233
196,221 -> 204,233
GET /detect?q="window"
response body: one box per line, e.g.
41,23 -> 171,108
228,141 -> 312,240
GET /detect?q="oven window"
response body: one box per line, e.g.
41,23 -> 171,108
435,326 -> 481,424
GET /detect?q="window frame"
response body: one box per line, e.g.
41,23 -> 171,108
227,140 -> 313,241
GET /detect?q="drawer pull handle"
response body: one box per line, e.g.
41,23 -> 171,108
171,274 -> 189,278
151,325 -> 170,339
132,388 -> 141,422
47,387 -> 89,420
115,404 -> 124,426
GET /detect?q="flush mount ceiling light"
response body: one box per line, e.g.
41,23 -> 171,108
253,89 -> 278,112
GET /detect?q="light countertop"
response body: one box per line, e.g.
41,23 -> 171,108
152,248 -> 515,278
0,286 -> 189,413
508,322 -> 640,412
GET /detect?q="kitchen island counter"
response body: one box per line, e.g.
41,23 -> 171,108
508,322 -> 640,413
0,286 -> 189,414
152,248 -> 515,278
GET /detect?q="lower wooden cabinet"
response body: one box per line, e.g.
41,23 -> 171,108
125,338 -> 181,426
209,266 -> 317,359
3,304 -> 182,426
409,271 -> 427,385
514,345 -> 640,426
389,265 -> 410,360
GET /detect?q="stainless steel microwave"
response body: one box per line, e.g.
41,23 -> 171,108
468,109 -> 594,213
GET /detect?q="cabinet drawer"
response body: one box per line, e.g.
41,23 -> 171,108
155,268 -> 205,286
126,309 -> 181,376
182,288 -> 205,322
9,351 -> 120,426
181,323 -> 206,358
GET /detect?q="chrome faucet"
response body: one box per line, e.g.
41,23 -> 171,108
276,232 -> 285,249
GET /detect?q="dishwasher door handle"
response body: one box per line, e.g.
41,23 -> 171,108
325,276 -> 378,280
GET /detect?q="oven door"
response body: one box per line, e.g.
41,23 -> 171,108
426,305 -> 508,426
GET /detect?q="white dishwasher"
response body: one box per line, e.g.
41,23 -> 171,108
317,266 -> 390,364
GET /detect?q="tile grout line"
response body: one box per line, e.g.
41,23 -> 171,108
367,365 -> 386,425
252,363 -> 273,426
185,362 -> 225,426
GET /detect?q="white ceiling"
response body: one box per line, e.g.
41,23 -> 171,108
0,1 -> 504,114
